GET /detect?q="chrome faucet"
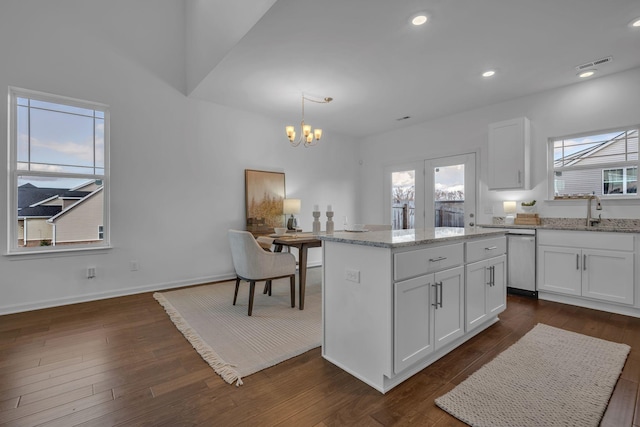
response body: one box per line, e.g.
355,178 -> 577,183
586,194 -> 602,226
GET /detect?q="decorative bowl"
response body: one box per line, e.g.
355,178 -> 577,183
274,227 -> 287,236
521,205 -> 535,213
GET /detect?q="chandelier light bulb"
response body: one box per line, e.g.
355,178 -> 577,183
285,94 -> 332,147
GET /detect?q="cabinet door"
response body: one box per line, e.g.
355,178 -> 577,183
465,259 -> 489,331
537,245 -> 582,296
434,266 -> 465,350
487,255 -> 506,316
487,117 -> 530,190
394,275 -> 434,373
582,249 -> 634,305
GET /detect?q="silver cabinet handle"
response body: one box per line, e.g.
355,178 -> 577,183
437,281 -> 443,308
429,256 -> 447,262
583,254 -> 587,271
431,283 -> 439,309
518,170 -> 522,184
485,246 -> 497,251
576,254 -> 580,270
486,266 -> 492,286
492,265 -> 496,286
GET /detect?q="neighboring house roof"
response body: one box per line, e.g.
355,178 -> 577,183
18,205 -> 63,219
47,187 -> 104,223
18,183 -> 93,218
555,129 -> 638,168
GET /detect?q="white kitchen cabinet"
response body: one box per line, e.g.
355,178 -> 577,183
394,266 -> 464,374
394,274 -> 433,373
466,255 -> 506,331
487,117 -> 530,190
322,230 -> 508,393
537,245 -> 582,296
537,230 -> 635,305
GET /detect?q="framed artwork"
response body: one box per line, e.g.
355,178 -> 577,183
245,169 -> 285,234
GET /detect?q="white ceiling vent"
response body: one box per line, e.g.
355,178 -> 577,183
575,56 -> 613,71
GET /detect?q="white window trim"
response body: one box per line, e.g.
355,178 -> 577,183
6,87 -> 111,256
547,125 -> 640,202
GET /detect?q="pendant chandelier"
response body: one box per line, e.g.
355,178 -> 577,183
285,94 -> 333,147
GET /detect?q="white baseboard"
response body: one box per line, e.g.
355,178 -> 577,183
0,272 -> 236,315
0,264 -> 324,315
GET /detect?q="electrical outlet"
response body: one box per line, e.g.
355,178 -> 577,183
130,260 -> 139,271
345,268 -> 360,283
87,267 -> 96,279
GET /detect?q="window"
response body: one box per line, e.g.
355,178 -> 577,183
8,87 -> 110,253
550,127 -> 638,199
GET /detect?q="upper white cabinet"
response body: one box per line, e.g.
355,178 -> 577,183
487,117 -> 531,190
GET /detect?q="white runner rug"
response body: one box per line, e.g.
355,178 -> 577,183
435,323 -> 630,427
153,268 -> 321,386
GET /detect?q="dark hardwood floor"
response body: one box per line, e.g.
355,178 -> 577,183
1,287 -> 639,426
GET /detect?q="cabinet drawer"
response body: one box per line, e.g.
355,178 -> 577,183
466,236 -> 506,263
394,244 -> 463,281
537,229 -> 633,251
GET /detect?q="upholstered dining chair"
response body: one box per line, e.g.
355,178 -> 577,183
227,230 -> 296,316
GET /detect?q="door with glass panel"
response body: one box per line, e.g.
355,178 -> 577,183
425,153 -> 476,228
385,162 -> 425,230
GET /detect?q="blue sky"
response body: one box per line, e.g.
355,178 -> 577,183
16,97 -> 104,189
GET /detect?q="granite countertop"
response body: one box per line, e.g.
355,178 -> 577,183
317,227 -> 507,249
480,217 -> 640,233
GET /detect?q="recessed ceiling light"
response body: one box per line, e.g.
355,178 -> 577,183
411,15 -> 428,26
577,69 -> 596,78
630,17 -> 640,28
482,70 -> 496,78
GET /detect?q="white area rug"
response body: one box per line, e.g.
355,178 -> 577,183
435,323 -> 630,427
153,268 -> 321,386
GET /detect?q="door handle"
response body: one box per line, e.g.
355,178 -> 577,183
437,281 -> 443,308
583,254 -> 587,271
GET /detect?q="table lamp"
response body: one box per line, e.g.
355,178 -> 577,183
283,198 -> 301,230
503,201 -> 517,225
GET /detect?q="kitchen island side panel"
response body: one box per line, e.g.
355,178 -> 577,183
322,240 -> 393,390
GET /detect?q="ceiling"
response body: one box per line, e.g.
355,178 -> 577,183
189,0 -> 640,139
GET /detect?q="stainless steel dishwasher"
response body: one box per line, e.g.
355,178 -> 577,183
506,229 -> 537,297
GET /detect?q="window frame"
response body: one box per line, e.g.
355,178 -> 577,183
548,125 -> 639,201
7,87 -> 111,255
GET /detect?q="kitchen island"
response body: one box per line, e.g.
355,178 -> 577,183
318,227 -> 507,393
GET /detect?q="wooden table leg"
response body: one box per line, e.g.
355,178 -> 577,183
298,244 -> 308,310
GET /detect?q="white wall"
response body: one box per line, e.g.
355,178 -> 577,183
0,1 -> 359,314
358,67 -> 640,225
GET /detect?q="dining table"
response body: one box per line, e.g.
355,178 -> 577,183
270,233 -> 322,310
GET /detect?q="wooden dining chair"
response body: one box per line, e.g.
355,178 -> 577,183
227,230 -> 296,316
